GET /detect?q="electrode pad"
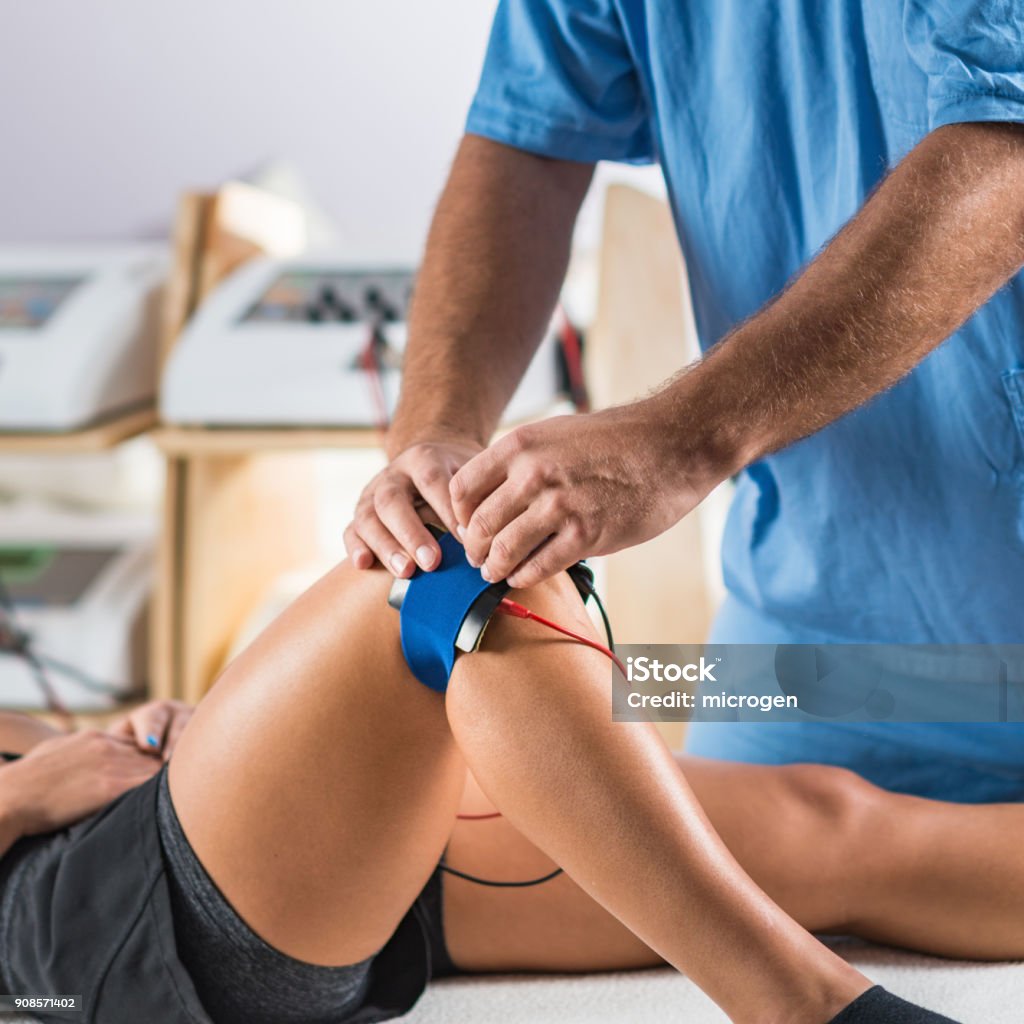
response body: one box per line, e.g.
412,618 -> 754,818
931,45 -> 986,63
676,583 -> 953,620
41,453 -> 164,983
389,530 -> 594,693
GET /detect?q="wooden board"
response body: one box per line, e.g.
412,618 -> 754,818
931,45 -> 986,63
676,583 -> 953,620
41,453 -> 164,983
159,192 -> 214,370
29,700 -> 147,731
0,407 -> 157,454
196,182 -> 307,303
153,425 -> 384,456
154,450 -> 320,704
151,403 -> 566,457
182,452 -> 320,703
151,181 -> 320,702
150,455 -> 186,701
158,182 -> 307,372
588,184 -> 712,749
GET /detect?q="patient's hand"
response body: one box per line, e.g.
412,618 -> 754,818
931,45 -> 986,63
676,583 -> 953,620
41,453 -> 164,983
107,699 -> 194,761
0,730 -> 161,841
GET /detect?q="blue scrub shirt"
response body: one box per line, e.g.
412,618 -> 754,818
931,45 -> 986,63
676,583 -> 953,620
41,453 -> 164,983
466,0 -> 1024,800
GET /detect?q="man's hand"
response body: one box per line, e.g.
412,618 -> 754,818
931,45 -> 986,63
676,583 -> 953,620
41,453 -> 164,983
453,123 -> 1024,591
350,138 -> 593,579
0,730 -> 161,842
345,438 -> 483,577
451,397 -> 711,588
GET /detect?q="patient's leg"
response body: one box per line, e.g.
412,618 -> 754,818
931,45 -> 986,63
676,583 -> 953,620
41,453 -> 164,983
169,563 -> 465,966
445,579 -> 870,1024
674,757 -> 1024,961
172,562 -> 868,1022
446,755 -> 1024,969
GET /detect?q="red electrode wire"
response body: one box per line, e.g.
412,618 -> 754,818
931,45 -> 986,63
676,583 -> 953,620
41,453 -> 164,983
496,597 -> 628,679
360,325 -> 390,436
557,307 -> 590,413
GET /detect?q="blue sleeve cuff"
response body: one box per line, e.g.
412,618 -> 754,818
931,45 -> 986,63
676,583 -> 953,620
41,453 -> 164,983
930,92 -> 1024,131
466,101 -> 656,165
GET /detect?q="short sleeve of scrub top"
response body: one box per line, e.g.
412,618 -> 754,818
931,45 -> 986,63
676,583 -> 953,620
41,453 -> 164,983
465,0 -> 655,164
903,1 -> 1024,130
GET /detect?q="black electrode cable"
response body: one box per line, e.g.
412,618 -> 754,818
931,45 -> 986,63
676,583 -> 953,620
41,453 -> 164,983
0,570 -> 128,719
589,586 -> 616,653
35,652 -> 137,699
441,572 -> 619,888
0,572 -> 67,724
439,863 -> 564,888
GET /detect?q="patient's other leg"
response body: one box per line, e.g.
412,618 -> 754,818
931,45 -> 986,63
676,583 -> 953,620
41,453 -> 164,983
445,577 -> 871,1024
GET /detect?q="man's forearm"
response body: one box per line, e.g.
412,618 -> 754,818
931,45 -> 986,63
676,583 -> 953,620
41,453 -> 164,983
388,135 -> 594,458
666,122 -> 1024,486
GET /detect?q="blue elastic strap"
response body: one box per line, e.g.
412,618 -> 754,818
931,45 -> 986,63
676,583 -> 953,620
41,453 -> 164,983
399,532 -> 497,693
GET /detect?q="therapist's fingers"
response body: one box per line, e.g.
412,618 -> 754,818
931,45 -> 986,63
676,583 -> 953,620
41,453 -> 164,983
408,462 -> 461,540
449,438 -> 515,528
342,523 -> 375,571
480,502 -> 563,584
348,506 -> 417,578
461,482 -> 532,569
506,531 -> 583,590
374,480 -> 442,572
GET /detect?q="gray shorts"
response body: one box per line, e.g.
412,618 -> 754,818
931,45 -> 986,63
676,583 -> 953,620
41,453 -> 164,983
0,767 -> 451,1023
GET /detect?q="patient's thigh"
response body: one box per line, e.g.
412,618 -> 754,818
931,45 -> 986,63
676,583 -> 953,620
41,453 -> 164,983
168,561 -> 464,966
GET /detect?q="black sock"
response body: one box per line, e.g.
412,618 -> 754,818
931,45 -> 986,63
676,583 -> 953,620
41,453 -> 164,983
828,986 -> 962,1024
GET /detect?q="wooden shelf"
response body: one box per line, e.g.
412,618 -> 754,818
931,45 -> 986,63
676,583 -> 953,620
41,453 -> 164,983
153,425 -> 383,456
27,699 -> 147,730
152,402 -> 569,458
0,407 -> 157,454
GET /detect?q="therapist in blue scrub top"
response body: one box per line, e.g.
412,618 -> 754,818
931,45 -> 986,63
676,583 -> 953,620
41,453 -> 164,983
345,1 -> 1024,802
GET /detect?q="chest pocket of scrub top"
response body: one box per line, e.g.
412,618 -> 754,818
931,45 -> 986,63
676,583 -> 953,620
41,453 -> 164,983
1001,369 -> 1024,546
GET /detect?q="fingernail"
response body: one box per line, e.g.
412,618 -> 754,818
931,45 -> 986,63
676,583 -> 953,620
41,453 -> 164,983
390,552 -> 411,575
415,545 -> 435,570
146,734 -> 160,748
466,552 -> 480,568
480,565 -> 493,582
456,525 -> 467,542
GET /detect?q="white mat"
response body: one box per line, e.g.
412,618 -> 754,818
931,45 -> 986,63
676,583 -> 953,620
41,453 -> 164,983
408,941 -> 1020,1023
10,941 -> 1021,1023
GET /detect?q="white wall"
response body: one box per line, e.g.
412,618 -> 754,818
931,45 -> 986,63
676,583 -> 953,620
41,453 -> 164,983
0,0 -> 499,260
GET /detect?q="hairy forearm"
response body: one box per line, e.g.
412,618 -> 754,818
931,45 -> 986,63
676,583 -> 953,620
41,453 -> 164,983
388,135 -> 593,457
664,122 -> 1024,485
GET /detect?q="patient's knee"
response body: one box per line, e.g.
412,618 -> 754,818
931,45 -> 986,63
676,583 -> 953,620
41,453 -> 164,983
444,571 -> 599,733
400,538 -> 596,688
782,763 -> 880,839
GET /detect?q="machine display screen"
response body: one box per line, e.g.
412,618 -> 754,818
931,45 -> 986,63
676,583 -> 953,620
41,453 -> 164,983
240,269 -> 413,325
0,546 -> 118,606
0,277 -> 83,329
